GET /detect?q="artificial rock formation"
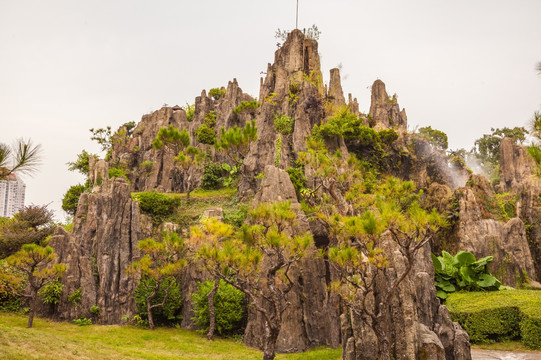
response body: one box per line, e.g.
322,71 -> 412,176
341,237 -> 471,360
497,137 -> 541,282
244,165 -> 341,352
41,28 -> 485,359
369,79 -> 408,132
108,79 -> 254,194
240,29 -> 326,197
45,176 -> 151,323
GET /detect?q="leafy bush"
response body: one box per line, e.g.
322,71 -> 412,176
202,163 -> 223,190
89,305 -> 99,315
204,111 -> 217,127
39,280 -> 64,305
191,279 -> 246,336
62,181 -> 91,216
132,191 -> 181,226
223,203 -> 248,228
221,163 -> 239,187
232,100 -> 261,115
209,88 -> 226,101
108,167 -> 129,181
72,317 -> 92,326
185,103 -> 195,122
0,260 -> 24,312
432,251 -> 501,299
286,164 -> 306,198
274,115 -> 294,136
134,276 -> 183,326
68,287 -> 82,306
446,290 -> 541,348
418,126 -> 448,150
196,124 -> 217,145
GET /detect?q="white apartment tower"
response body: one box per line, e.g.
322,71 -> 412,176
0,174 -> 26,217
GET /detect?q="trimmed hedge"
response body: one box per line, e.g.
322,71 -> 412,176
446,290 -> 541,349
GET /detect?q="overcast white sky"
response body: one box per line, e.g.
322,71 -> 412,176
1,0 -> 540,220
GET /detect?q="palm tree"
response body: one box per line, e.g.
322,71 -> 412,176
0,139 -> 42,180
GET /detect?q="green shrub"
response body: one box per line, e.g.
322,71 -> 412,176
72,317 -> 92,326
274,115 -> 294,136
39,280 -> 64,305
61,183 -> 88,216
451,306 -> 521,343
521,315 -> 541,349
134,276 -> 183,326
191,279 -> 246,336
108,167 -> 129,181
89,305 -> 100,315
67,287 -> 82,306
185,103 -> 195,122
446,290 -> 541,348
232,100 -> 261,115
202,163 -> 223,190
196,124 -> 217,145
432,250 -> 501,299
223,203 -> 248,228
132,191 -> 181,226
204,111 -> 217,127
418,126 -> 449,150
209,88 -> 226,101
286,164 -> 306,198
0,260 -> 24,312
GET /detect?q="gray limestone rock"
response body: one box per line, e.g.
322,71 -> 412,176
369,79 -> 407,132
44,178 -> 151,324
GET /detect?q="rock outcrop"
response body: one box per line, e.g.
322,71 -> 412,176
243,165 -> 341,352
45,177 -> 152,323
107,79 -> 254,194
369,79 -> 408,133
239,29 -> 326,197
341,238 -> 471,360
497,137 -> 541,282
451,175 -> 536,286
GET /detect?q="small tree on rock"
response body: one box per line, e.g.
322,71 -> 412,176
128,232 -> 188,330
325,177 -> 445,360
153,126 -> 203,202
197,202 -> 312,360
0,244 -> 66,328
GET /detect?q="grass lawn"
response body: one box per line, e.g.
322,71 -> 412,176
0,312 -> 341,360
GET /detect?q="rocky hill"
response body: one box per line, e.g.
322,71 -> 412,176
43,29 -> 541,360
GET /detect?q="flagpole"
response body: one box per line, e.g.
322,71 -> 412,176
296,0 -> 299,29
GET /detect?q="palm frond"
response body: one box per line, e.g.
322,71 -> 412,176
10,138 -> 42,176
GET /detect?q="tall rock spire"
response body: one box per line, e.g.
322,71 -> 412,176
369,79 -> 407,132
240,30 -> 326,197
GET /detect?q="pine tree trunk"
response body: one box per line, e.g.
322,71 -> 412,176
147,300 -> 155,330
27,306 -> 35,328
262,323 -> 280,360
27,294 -> 38,328
206,278 -> 219,340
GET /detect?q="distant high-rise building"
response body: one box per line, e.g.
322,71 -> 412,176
0,174 -> 26,217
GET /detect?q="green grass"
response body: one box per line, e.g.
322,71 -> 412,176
472,341 -> 540,353
132,188 -> 247,230
446,289 -> 541,348
0,312 -> 341,360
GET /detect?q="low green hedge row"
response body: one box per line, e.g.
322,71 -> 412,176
446,290 -> 541,349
